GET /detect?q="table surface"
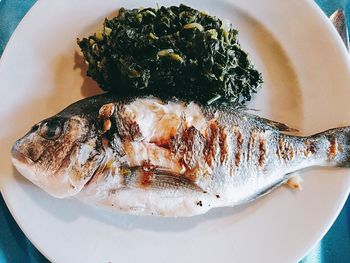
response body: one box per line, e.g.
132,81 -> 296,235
0,0 -> 349,262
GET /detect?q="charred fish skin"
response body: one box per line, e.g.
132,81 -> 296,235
11,94 -> 350,216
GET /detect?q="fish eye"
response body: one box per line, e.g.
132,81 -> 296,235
30,124 -> 40,133
40,119 -> 63,140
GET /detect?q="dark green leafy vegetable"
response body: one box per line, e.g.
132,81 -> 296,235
78,4 -> 263,105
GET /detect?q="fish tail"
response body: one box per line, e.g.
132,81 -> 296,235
309,126 -> 350,167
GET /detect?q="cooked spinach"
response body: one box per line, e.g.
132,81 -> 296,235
78,4 -> 263,105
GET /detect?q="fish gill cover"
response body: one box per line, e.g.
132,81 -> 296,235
78,4 -> 263,105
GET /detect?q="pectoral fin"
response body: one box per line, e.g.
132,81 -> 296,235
121,166 -> 203,192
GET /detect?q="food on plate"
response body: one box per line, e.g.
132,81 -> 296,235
78,4 -> 263,105
11,94 -> 350,216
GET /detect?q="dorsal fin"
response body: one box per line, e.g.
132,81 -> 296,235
259,117 -> 299,132
217,103 -> 299,133
245,113 -> 299,132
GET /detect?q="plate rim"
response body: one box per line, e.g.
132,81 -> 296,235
1,0 -> 350,262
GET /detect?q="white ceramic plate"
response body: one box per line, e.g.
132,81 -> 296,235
1,0 -> 350,262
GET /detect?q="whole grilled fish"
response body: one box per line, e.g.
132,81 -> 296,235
11,94 -> 350,216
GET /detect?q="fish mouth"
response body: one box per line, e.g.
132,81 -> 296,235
11,142 -> 33,165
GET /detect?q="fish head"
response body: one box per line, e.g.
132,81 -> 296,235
11,113 -> 104,198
